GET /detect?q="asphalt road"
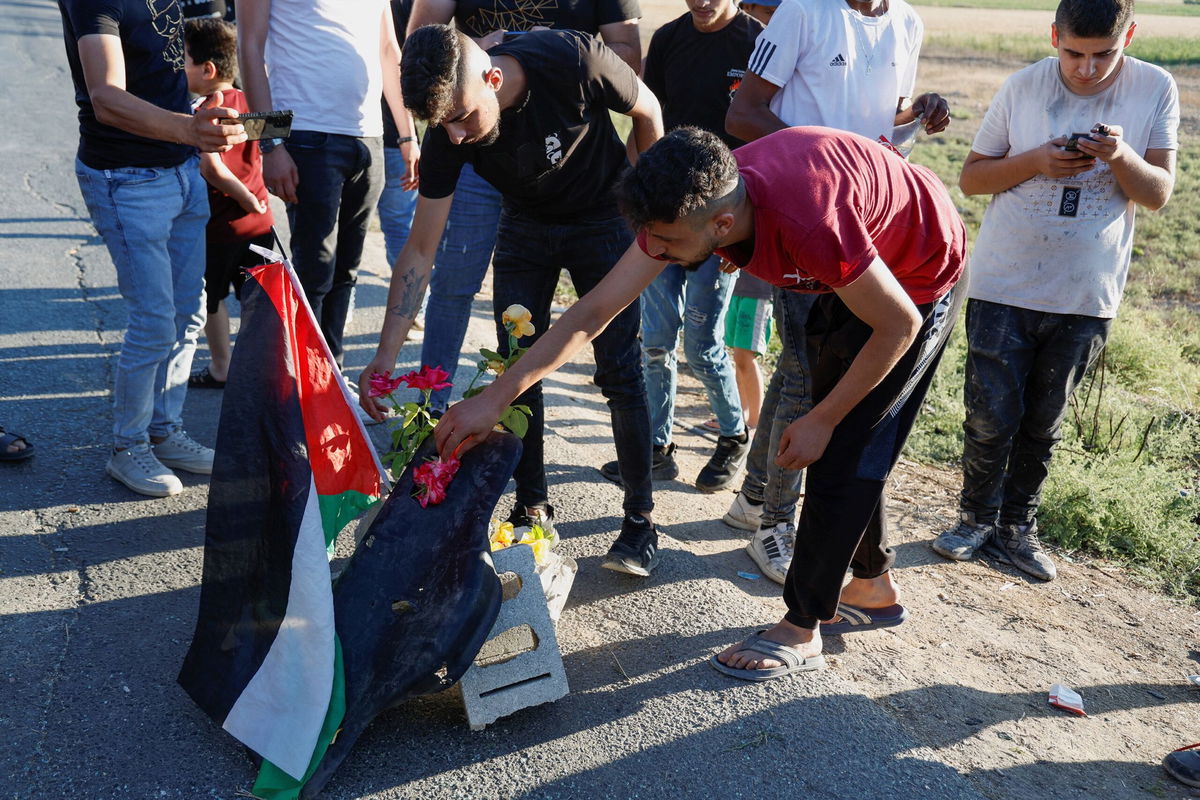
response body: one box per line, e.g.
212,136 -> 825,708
0,2 -> 991,798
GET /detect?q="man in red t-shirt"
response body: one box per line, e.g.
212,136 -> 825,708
436,125 -> 966,678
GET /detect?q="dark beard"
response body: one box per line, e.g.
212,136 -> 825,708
675,231 -> 722,270
475,118 -> 501,146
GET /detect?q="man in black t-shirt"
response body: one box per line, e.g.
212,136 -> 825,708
358,26 -> 667,576
57,0 -> 245,497
402,0 -> 642,415
600,0 -> 764,497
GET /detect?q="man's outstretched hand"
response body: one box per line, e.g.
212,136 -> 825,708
191,91 -> 247,152
434,392 -> 506,459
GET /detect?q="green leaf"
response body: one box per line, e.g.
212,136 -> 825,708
511,404 -> 532,415
463,386 -> 485,399
501,406 -> 529,438
479,348 -> 504,362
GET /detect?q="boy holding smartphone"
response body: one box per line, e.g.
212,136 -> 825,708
931,0 -> 1179,580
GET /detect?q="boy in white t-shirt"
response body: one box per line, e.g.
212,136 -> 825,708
931,0 -> 1179,581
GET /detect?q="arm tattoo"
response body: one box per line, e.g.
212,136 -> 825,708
387,269 -> 428,320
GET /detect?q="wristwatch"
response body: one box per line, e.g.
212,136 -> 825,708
259,137 -> 286,155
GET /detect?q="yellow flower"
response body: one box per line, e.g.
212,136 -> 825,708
502,304 -> 535,339
490,521 -> 515,550
486,358 -> 506,375
526,538 -> 550,565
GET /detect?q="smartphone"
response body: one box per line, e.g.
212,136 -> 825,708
233,110 -> 294,141
1064,132 -> 1095,155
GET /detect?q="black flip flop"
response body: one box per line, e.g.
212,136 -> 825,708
188,366 -> 226,389
0,427 -> 34,462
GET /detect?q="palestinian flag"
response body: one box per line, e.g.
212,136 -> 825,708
179,258 -> 387,799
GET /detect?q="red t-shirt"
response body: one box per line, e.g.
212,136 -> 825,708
205,89 -> 274,243
640,127 -> 966,304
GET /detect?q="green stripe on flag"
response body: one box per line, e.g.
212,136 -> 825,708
317,490 -> 379,550
250,637 -> 347,800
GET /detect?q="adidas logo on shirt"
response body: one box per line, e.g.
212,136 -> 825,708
829,54 -> 847,67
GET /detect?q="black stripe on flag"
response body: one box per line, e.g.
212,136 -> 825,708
178,275 -> 313,723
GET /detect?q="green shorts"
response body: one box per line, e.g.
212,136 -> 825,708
724,295 -> 773,355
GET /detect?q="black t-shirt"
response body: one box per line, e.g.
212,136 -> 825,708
381,0 -> 414,149
58,0 -> 194,169
419,30 -> 638,223
453,0 -> 640,39
642,10 -> 762,150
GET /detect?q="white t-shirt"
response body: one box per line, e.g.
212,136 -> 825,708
747,0 -> 923,140
265,0 -> 387,137
968,57 -> 1180,318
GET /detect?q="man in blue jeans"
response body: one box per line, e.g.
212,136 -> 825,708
403,0 -> 643,412
238,0 -> 419,370
59,0 -> 246,497
359,26 -> 666,575
598,0 -> 762,494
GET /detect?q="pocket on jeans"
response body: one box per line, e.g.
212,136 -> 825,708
107,166 -> 163,188
286,131 -> 330,150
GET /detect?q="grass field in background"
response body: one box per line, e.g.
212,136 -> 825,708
914,0 -> 1200,16
925,31 -> 1200,64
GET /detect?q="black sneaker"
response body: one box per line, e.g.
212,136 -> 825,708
599,443 -> 679,486
695,431 -> 750,493
991,519 -> 1056,581
507,503 -> 558,546
601,514 -> 660,576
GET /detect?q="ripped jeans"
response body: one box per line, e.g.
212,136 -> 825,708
641,255 -> 743,444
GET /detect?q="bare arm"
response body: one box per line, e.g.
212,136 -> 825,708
358,194 -> 454,418
775,259 -> 922,470
434,242 -> 666,455
78,35 -> 244,151
380,4 -> 420,191
624,76 -> 663,161
236,0 -> 301,202
725,71 -> 786,144
1073,124 -> 1175,211
959,139 -> 1098,196
599,19 -> 642,72
407,0 -> 457,33
199,152 -> 266,214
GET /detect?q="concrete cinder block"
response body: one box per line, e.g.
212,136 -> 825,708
459,545 -> 569,730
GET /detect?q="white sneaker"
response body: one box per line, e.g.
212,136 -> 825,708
745,522 -> 795,584
152,429 -> 214,475
107,443 -> 183,497
723,492 -> 763,531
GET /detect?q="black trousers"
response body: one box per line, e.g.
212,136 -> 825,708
783,284 -> 961,629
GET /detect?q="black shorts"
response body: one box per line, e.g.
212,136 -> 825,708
204,231 -> 274,314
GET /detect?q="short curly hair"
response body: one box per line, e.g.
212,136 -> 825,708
402,24 -> 472,125
618,127 -> 742,231
184,18 -> 238,82
1054,0 -> 1133,39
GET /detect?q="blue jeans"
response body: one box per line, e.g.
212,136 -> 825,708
960,299 -> 1110,526
740,289 -> 818,527
75,156 -> 209,449
377,146 -> 419,266
492,210 -> 652,514
641,257 -> 743,445
420,164 -> 502,411
285,131 -> 383,366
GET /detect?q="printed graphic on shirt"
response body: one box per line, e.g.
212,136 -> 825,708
1025,166 -> 1114,220
149,0 -> 185,71
468,0 -> 560,37
545,131 -> 563,165
748,37 -> 776,75
829,53 -> 847,67
728,69 -> 745,102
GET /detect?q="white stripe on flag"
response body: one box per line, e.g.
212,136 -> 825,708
222,474 -> 335,780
